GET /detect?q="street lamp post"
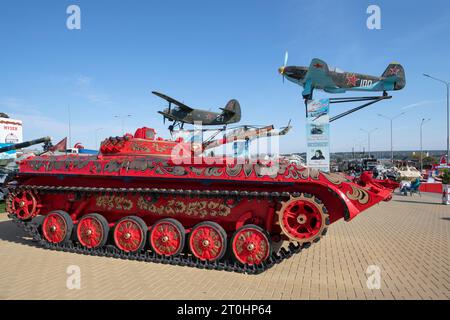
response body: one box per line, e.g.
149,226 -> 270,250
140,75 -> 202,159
423,74 -> 450,163
68,105 -> 72,148
360,128 -> 378,158
420,118 -> 431,172
114,114 -> 132,135
94,127 -> 103,150
378,112 -> 405,164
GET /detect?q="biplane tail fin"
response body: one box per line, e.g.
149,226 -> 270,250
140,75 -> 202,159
220,99 -> 241,123
381,62 -> 406,90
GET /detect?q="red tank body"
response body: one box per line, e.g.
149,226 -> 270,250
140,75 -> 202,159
6,127 -> 393,272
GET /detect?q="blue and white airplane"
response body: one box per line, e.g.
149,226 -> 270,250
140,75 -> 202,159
279,55 -> 406,99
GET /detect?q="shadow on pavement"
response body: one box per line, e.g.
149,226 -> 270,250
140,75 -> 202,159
441,217 -> 450,221
0,219 -> 40,247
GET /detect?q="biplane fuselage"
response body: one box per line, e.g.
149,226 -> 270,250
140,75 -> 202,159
153,91 -> 241,129
158,108 -> 238,126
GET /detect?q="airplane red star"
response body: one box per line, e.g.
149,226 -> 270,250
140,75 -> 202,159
346,74 -> 359,86
313,63 -> 323,69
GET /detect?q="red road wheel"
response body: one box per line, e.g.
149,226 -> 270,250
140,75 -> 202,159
231,224 -> 271,265
113,216 -> 147,252
189,221 -> 227,262
9,190 -> 40,220
42,210 -> 73,244
149,218 -> 185,256
77,214 -> 110,248
277,194 -> 329,243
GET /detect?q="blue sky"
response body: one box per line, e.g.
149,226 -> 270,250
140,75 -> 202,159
0,0 -> 449,153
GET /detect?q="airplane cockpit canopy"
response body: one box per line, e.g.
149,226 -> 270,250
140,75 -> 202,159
330,67 -> 344,73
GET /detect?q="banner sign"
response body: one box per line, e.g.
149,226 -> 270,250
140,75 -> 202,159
233,140 -> 250,158
306,99 -> 330,172
0,118 -> 23,159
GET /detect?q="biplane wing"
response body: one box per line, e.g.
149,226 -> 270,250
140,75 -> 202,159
152,91 -> 193,111
157,111 -> 179,121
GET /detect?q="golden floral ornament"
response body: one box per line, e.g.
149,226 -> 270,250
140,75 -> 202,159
346,185 -> 369,205
96,195 -> 133,211
137,197 -> 231,217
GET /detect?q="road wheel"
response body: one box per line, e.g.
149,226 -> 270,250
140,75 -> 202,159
113,216 -> 147,253
77,213 -> 110,249
42,210 -> 73,244
231,224 -> 271,265
189,221 -> 227,262
149,218 -> 185,256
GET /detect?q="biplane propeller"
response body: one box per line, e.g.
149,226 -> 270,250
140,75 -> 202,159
279,56 -> 406,99
153,91 -> 241,132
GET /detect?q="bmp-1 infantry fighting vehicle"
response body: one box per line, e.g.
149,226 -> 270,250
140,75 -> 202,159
6,127 -> 393,273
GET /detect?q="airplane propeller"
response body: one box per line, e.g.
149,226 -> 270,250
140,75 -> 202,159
280,51 -> 288,83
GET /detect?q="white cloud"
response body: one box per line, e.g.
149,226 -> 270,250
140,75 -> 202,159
0,97 -> 40,114
401,99 -> 444,110
0,97 -> 119,148
71,75 -> 112,105
76,75 -> 92,87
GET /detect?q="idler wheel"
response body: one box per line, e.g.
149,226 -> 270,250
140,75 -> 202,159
113,216 -> 147,253
149,218 -> 185,256
77,213 -> 110,249
231,224 -> 271,265
189,221 -> 227,262
42,210 -> 73,244
277,194 -> 329,244
9,190 -> 40,220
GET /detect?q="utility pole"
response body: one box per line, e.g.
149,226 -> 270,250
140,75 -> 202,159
94,127 -> 103,150
360,128 -> 378,158
420,118 -> 431,172
68,105 -> 72,148
423,74 -> 449,163
378,112 -> 405,165
114,114 -> 132,135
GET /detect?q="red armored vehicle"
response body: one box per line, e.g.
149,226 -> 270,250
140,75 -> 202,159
6,127 -> 393,273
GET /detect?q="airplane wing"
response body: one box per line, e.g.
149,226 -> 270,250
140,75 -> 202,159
304,58 -> 337,89
157,111 -> 178,121
152,91 -> 194,112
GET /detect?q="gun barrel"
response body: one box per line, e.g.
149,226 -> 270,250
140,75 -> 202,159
201,125 -> 275,152
0,136 -> 51,153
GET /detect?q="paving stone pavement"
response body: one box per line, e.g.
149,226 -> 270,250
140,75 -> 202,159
0,192 -> 449,300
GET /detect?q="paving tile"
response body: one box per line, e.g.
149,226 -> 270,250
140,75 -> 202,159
0,192 -> 449,299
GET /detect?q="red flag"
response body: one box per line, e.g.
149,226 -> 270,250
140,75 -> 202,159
50,137 -> 67,152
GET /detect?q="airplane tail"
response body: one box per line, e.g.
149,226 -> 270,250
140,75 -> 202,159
220,99 -> 241,123
381,62 -> 406,90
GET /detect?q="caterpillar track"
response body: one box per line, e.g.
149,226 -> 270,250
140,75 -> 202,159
6,184 -> 319,275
